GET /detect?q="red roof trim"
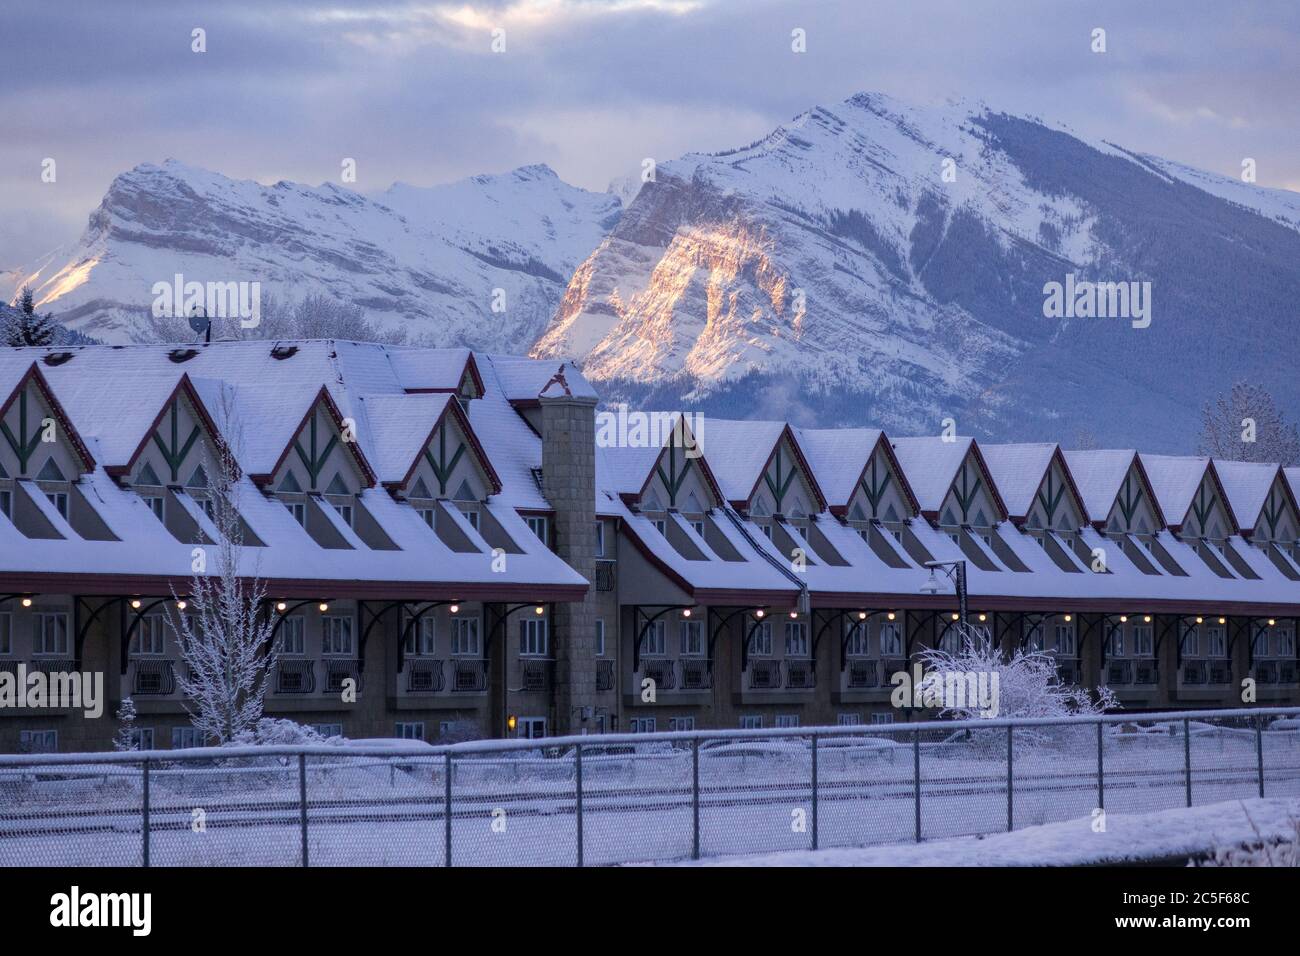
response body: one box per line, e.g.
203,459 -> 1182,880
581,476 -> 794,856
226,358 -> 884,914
0,363 -> 96,472
253,385 -> 377,489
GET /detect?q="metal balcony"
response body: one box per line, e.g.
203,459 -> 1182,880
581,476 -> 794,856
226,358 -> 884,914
521,659 -> 551,693
748,659 -> 781,690
679,658 -> 712,690
131,659 -> 177,696
847,659 -> 880,689
406,658 -> 445,693
274,659 -> 316,695
594,560 -> 616,592
451,659 -> 488,692
784,659 -> 816,689
596,659 -> 615,692
641,658 -> 676,691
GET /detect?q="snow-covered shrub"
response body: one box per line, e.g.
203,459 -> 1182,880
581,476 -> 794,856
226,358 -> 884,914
228,718 -> 345,747
112,697 -> 139,752
1198,807 -> 1300,867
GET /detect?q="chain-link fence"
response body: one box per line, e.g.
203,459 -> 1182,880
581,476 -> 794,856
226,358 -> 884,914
2,707 -> 1299,866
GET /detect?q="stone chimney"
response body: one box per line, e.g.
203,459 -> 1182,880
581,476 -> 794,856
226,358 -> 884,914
539,365 -> 598,734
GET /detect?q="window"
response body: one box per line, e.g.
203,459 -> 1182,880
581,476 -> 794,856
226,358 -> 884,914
1183,626 -> 1201,658
19,730 -> 57,754
404,617 -> 436,656
1105,624 -> 1124,657
844,621 -> 869,657
34,613 -> 69,656
749,621 -> 773,657
760,523 -> 773,540
418,508 -> 435,528
321,615 -> 354,656
198,496 -> 216,522
127,728 -> 154,751
438,721 -> 456,738
871,713 -> 895,725
595,521 -> 605,557
518,717 -> 547,739
279,616 -> 305,655
1207,626 -> 1227,658
333,502 -> 353,527
1276,627 -> 1296,658
679,620 -> 704,656
837,713 -> 862,726
643,620 -> 666,657
450,617 -> 480,656
311,723 -> 342,738
526,515 -> 548,544
669,716 -> 694,732
172,727 -> 204,749
594,619 -> 606,656
652,518 -> 666,536
1054,624 -> 1077,657
395,722 -> 425,741
879,622 -> 902,657
784,621 -> 809,657
0,613 -> 10,655
519,618 -> 548,657
740,715 -> 763,730
0,488 -> 10,519
691,519 -> 705,538
463,508 -> 479,531
131,615 -> 165,656
46,491 -> 68,519
1133,624 -> 1153,657
1024,622 -> 1044,652
775,714 -> 799,728
285,501 -> 306,526
629,717 -> 656,734
142,496 -> 164,521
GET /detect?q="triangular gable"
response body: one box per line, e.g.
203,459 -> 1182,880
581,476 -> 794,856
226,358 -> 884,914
0,363 -> 95,478
985,445 -> 1089,528
1141,454 -> 1236,535
1213,460 -> 1300,537
1253,471 -> 1300,541
901,439 -> 1007,525
1180,462 -> 1239,538
803,429 -> 920,519
1101,453 -> 1165,533
458,354 -> 484,400
631,416 -> 725,511
108,374 -> 228,483
741,424 -> 828,516
255,386 -> 377,491
387,397 -> 501,498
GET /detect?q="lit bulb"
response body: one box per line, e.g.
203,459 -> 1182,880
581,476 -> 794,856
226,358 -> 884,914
858,611 -> 867,621
1063,614 -> 1072,623
755,609 -> 765,619
1195,616 -> 1203,625
682,608 -> 691,618
789,611 -> 798,619
1268,618 -> 1276,627
978,613 -> 987,623
1119,615 -> 1127,623
1143,615 -> 1152,624
1218,617 -> 1226,625
534,605 -> 544,615
21,598 -> 32,608
176,600 -> 187,610
450,604 -> 460,614
130,599 -> 142,610
276,602 -> 287,612
319,603 -> 329,613
951,612 -> 960,622
887,612 -> 896,621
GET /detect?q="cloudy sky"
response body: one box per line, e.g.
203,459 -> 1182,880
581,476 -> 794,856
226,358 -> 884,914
3,0 -> 1299,269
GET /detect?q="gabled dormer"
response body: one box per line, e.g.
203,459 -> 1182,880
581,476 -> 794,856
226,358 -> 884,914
1255,472 -> 1300,544
744,427 -> 826,522
936,446 -> 1005,532
1022,451 -> 1087,533
839,435 -> 919,527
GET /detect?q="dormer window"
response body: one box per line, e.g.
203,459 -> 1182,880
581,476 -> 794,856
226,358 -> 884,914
285,501 -> 306,526
526,515 -> 548,543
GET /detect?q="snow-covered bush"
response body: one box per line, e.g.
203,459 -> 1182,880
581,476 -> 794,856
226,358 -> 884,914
1199,807 -> 1300,867
228,718 -> 345,747
112,697 -> 139,751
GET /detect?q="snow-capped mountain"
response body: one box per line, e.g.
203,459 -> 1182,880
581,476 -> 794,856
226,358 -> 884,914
14,92 -> 1300,449
15,160 -> 621,351
532,93 -> 1300,448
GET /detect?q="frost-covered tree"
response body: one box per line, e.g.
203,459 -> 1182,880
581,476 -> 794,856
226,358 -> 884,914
916,626 -> 1117,735
136,291 -> 405,345
112,696 -> 139,751
4,286 -> 58,347
1198,382 -> 1300,466
173,406 -> 277,744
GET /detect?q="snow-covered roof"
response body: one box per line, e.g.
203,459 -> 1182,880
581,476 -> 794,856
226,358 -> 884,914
888,436 -> 982,514
1139,454 -> 1222,529
1213,460 -> 1283,533
1061,449 -> 1139,521
979,443 -> 1058,519
795,428 -> 884,507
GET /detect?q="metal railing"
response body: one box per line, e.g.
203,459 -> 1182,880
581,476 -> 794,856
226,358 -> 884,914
131,659 -> 177,697
2,706 -> 1298,868
406,659 -> 445,693
596,659 -> 615,692
274,659 -> 316,695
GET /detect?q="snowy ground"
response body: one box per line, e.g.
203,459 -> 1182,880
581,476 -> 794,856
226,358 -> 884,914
2,726 -> 1299,866
677,796 -> 1300,867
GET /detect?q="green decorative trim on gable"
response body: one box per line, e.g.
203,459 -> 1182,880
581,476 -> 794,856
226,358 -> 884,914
1261,485 -> 1285,537
294,413 -> 338,492
762,445 -> 799,513
150,396 -> 202,484
858,454 -> 893,518
1190,483 -> 1218,535
654,441 -> 693,509
1034,467 -> 1066,527
1117,473 -> 1144,528
423,422 -> 466,496
952,459 -> 983,523
0,389 -> 44,477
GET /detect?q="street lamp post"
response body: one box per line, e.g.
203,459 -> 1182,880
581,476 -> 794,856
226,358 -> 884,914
921,560 -> 968,627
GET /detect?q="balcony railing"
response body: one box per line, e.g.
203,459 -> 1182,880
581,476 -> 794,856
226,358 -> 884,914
679,658 -> 712,690
1180,660 -> 1208,685
595,560 -> 616,592
1053,656 -> 1080,685
748,659 -> 781,690
881,658 -> 908,681
28,658 -> 75,675
1208,661 -> 1232,685
847,659 -> 881,689
1107,658 -> 1159,686
1134,659 -> 1159,685
274,659 -> 316,695
406,659 -> 445,693
131,658 -> 177,696
451,659 -> 488,692
1252,661 -> 1280,685
641,658 -> 676,691
521,659 -> 551,693
596,659 -> 615,692
324,659 -> 361,694
784,659 -> 816,689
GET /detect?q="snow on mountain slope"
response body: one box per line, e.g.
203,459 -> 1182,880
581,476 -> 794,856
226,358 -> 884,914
16,160 -> 621,349
531,92 -> 1300,448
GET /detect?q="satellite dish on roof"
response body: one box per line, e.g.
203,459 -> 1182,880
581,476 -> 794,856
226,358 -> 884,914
188,305 -> 212,342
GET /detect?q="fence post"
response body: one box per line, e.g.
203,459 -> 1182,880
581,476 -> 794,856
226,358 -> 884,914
299,752 -> 309,868
913,730 -> 921,843
1255,715 -> 1265,798
1183,717 -> 1192,807
1096,720 -> 1104,810
575,743 -> 584,868
1006,724 -> 1013,832
141,758 -> 150,868
444,752 -> 453,867
692,736 -> 700,861
810,733 -> 819,851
